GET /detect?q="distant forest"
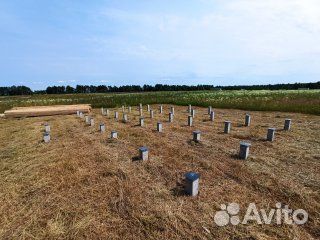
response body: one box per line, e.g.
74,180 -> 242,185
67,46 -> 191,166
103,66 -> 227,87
0,82 -> 319,96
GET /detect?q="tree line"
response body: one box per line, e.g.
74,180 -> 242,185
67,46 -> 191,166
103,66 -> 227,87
0,86 -> 33,96
0,82 -> 319,96
43,84 -> 217,94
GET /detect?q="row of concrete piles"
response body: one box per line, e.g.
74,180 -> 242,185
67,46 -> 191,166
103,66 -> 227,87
43,105 -> 292,197
101,104 -> 291,145
49,107 -> 292,155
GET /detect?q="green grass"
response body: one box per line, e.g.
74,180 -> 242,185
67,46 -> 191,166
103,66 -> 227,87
1,89 -> 320,115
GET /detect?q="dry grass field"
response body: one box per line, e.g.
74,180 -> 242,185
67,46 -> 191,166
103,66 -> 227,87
0,105 -> 319,239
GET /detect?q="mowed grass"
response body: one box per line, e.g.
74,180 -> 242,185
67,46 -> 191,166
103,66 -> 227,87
1,89 -> 320,115
0,105 -> 319,239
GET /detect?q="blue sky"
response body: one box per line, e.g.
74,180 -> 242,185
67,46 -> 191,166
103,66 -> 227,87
1,0 -> 320,90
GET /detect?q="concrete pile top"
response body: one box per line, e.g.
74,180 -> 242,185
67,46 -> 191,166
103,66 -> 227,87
185,172 -> 200,181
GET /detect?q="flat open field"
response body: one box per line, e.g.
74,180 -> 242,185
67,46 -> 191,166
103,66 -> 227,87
1,89 -> 320,115
0,104 -> 319,239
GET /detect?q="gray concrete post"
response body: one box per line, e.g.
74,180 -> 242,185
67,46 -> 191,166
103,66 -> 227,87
188,116 -> 193,126
111,130 -> 118,139
239,142 -> 251,160
123,114 -> 128,123
210,111 -> 214,121
185,172 -> 199,196
139,147 -> 149,161
267,128 -> 276,141
43,132 -> 50,143
157,122 -> 162,132
170,106 -> 175,115
284,119 -> 291,131
90,118 -> 94,126
245,114 -> 251,127
44,123 -> 50,133
193,130 -> 201,142
191,109 -> 195,118
169,112 -> 173,122
100,123 -> 105,132
140,117 -> 144,127
224,121 -> 231,133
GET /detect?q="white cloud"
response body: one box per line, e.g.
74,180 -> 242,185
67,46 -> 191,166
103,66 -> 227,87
95,1 -> 320,78
224,0 -> 320,56
57,80 -> 76,83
